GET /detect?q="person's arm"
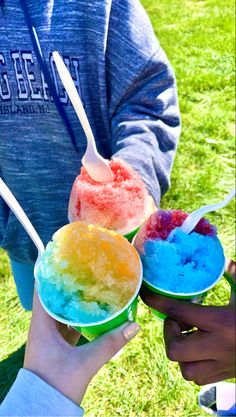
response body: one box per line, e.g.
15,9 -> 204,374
0,369 -> 84,417
107,0 -> 181,206
0,292 -> 140,416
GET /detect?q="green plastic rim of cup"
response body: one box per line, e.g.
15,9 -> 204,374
36,252 -> 143,341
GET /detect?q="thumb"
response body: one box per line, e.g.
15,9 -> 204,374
164,318 -> 182,347
82,321 -> 140,375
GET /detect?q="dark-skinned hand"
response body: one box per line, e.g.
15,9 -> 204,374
140,261 -> 236,386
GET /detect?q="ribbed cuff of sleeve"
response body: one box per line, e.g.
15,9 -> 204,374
0,369 -> 84,417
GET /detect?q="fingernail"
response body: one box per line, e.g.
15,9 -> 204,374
123,322 -> 140,340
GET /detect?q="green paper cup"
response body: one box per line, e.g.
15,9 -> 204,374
143,255 -> 225,320
133,233 -> 226,320
35,256 -> 143,341
142,256 -> 225,320
37,268 -> 142,341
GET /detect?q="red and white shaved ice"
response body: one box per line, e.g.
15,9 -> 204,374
68,159 -> 148,234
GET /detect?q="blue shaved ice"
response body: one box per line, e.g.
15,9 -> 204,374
141,228 -> 225,293
36,242 -> 111,324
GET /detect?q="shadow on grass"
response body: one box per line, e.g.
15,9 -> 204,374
0,344 -> 25,403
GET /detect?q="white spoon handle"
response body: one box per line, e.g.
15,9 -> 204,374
53,51 -> 113,183
53,51 -> 95,145
181,187 -> 236,234
0,178 -> 44,257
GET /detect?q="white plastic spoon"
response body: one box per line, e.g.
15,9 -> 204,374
52,51 -> 113,183
180,187 -> 236,234
0,178 -> 44,272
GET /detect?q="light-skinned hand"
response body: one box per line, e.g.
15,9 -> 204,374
141,261 -> 236,385
145,195 -> 158,218
24,292 -> 140,405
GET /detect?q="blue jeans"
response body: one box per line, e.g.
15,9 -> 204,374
10,260 -> 35,311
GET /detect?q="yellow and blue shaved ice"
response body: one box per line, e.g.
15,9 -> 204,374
36,222 -> 141,324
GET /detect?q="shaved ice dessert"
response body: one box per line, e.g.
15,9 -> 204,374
134,210 -> 225,294
36,221 -> 142,325
68,159 -> 148,235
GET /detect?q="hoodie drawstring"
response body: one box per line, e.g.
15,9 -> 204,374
19,0 -> 79,153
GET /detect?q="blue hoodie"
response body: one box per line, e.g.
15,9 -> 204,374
0,0 -> 180,265
0,0 -> 180,414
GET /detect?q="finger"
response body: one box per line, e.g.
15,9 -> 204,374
196,372 -> 231,385
145,195 -> 158,217
180,362 -> 230,385
176,321 -> 195,332
225,259 -> 236,305
226,258 -> 236,279
163,314 -> 193,332
164,318 -> 182,346
58,324 -> 81,346
29,290 -> 57,337
31,291 -> 80,346
179,360 -> 219,385
80,321 -> 140,376
140,287 -> 221,330
164,326 -> 218,362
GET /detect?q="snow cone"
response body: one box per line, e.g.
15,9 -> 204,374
68,159 -> 149,241
134,210 -> 225,319
35,221 -> 142,339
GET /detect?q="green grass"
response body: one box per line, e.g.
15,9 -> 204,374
0,0 -> 235,415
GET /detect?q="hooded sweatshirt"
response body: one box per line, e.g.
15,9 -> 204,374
0,0 -> 180,264
0,1 -> 180,415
